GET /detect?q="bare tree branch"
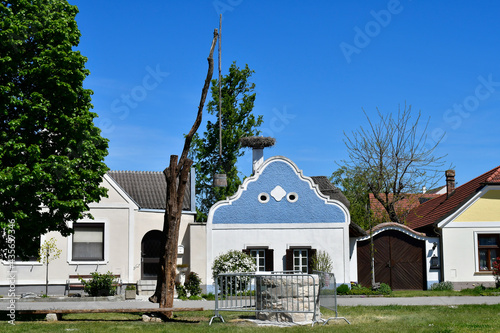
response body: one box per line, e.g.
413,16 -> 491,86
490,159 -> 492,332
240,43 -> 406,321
342,103 -> 447,223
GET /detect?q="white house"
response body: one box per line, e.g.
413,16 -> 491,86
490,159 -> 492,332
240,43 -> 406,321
0,171 -> 197,296
204,155 -> 360,292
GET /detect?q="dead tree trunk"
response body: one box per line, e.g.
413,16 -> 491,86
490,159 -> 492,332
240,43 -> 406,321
148,29 -> 218,314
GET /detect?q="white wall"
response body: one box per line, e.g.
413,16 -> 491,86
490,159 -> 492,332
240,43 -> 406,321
206,223 -> 350,290
441,224 -> 499,288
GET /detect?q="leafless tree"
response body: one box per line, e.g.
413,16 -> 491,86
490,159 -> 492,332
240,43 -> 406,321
342,104 -> 446,223
148,30 -> 218,315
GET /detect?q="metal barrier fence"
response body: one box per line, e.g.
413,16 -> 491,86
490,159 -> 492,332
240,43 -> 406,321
314,271 -> 350,325
209,271 -> 320,326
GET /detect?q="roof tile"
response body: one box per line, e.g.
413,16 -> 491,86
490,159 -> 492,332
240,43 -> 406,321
406,165 -> 500,230
107,171 -> 192,211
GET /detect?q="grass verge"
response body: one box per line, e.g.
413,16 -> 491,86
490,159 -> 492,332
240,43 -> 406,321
2,304 -> 500,332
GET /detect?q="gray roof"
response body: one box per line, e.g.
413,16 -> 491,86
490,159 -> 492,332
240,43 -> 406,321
311,176 -> 350,209
107,171 -> 192,211
310,176 -> 366,237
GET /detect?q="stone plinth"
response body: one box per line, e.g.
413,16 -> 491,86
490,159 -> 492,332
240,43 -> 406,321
255,274 -> 320,322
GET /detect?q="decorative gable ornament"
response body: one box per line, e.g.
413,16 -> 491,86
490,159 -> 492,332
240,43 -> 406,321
271,185 -> 287,201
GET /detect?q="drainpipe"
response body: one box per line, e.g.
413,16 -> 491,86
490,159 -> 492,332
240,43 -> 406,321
433,225 -> 444,285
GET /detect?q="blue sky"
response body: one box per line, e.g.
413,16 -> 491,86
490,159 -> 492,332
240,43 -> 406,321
72,0 -> 500,188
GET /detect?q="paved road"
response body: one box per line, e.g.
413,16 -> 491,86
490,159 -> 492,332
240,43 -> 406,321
3,295 -> 500,311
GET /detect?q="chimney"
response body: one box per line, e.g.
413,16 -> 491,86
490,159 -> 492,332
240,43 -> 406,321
252,148 -> 264,174
239,136 -> 276,174
446,169 -> 455,198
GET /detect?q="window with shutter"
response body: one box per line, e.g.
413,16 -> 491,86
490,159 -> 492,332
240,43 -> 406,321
72,223 -> 104,261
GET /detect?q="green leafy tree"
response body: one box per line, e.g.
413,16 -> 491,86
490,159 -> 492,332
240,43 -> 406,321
38,237 -> 62,296
191,62 -> 263,221
0,0 -> 109,259
331,166 -> 372,229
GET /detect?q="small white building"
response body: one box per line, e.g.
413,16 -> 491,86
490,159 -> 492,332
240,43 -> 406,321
205,155 -> 359,291
0,171 -> 196,296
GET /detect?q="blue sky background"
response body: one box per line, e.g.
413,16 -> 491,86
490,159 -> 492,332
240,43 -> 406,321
72,0 -> 500,188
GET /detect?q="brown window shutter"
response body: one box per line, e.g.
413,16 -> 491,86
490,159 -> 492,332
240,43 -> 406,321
286,249 -> 293,271
307,249 -> 317,274
264,249 -> 274,271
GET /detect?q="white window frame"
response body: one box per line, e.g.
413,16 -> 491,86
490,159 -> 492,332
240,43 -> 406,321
293,248 -> 309,273
250,249 -> 266,272
67,220 -> 109,265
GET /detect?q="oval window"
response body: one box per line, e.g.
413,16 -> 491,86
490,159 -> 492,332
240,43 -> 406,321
258,193 -> 270,203
287,192 -> 298,203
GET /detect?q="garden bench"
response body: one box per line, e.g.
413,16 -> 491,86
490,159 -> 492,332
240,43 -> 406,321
66,274 -> 122,295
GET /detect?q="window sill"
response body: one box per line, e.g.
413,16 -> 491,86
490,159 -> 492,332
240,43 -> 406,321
474,271 -> 493,276
68,260 -> 109,265
1,261 -> 43,266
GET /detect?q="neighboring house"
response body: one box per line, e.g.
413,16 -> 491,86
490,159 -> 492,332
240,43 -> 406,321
205,153 -> 364,292
407,167 -> 500,289
369,192 -> 441,223
0,171 -> 197,296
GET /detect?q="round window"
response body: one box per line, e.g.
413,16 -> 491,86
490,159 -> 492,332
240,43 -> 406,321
287,192 -> 298,203
258,193 -> 270,203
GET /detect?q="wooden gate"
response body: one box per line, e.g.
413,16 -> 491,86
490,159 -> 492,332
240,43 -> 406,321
357,229 -> 426,290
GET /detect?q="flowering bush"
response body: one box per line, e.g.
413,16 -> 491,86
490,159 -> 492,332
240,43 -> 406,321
493,257 -> 500,288
212,250 -> 256,294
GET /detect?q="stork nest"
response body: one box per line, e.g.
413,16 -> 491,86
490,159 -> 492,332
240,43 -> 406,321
239,136 -> 276,149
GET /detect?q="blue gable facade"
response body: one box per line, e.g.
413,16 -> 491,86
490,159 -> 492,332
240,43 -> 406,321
211,157 -> 347,224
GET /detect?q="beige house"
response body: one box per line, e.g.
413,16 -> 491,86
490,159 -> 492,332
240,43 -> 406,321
0,170 -> 204,296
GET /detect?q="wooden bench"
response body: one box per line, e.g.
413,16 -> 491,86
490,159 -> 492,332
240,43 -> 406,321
18,307 -> 204,321
66,274 -> 122,295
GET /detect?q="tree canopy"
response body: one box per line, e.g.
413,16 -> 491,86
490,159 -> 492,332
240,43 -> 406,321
340,104 -> 446,224
0,0 -> 109,258
331,165 -> 372,229
190,62 -> 263,221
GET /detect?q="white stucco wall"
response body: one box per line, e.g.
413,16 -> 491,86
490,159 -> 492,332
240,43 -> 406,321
206,223 -> 350,289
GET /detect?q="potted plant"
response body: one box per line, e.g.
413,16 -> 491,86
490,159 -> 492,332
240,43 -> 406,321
125,284 -> 136,300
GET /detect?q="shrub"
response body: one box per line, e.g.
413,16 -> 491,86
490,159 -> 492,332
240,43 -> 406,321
312,250 -> 333,273
202,292 -> 215,300
431,281 -> 454,291
378,283 -> 392,295
185,272 -> 202,297
212,250 -> 256,293
125,285 -> 136,291
336,284 -> 350,295
493,257 -> 500,288
175,282 -> 187,299
79,271 -> 117,296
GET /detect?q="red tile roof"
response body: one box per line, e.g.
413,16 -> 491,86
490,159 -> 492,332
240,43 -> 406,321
406,165 -> 500,231
369,192 -> 440,223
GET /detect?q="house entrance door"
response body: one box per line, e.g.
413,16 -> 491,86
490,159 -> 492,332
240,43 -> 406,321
141,230 -> 164,280
357,229 -> 426,290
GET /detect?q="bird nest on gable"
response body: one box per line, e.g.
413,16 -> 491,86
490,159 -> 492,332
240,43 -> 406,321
239,136 -> 276,149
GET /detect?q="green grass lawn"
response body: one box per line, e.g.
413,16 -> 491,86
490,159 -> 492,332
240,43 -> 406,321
3,304 -> 500,332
